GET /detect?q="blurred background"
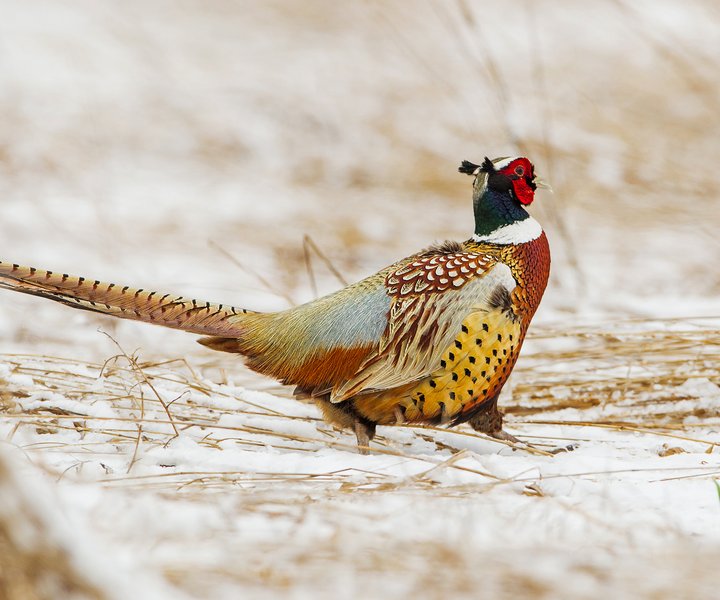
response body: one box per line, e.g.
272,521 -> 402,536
1,0 -> 719,357
2,4 -> 720,598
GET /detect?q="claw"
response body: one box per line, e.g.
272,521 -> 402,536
489,429 -> 579,456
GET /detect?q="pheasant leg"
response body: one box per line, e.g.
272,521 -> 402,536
353,419 -> 377,455
467,397 -> 511,440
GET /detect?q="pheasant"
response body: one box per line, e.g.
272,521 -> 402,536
0,156 -> 550,453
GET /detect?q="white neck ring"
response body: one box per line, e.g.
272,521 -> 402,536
472,217 -> 542,245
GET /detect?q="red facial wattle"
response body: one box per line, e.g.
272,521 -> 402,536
500,158 -> 536,206
512,179 -> 535,205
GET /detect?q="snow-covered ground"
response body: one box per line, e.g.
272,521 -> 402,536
1,1 -> 719,598
2,322 -> 720,599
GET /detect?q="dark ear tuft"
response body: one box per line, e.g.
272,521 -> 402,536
458,160 -> 481,175
480,157 -> 495,173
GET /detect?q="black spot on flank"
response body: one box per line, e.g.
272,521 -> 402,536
497,334 -> 502,341
449,392 -> 456,400
469,356 -> 476,364
440,360 -> 446,368
482,389 -> 488,395
485,357 -> 491,364
449,352 -> 455,361
451,373 -> 458,381
464,368 -> 471,377
455,340 -> 463,349
497,358 -> 502,365
418,393 -> 425,401
482,323 -> 489,332
471,377 -> 477,383
509,334 -> 514,341
467,389 -> 473,396
461,325 -> 469,333
475,339 -> 483,346
429,380 -> 437,388
503,349 -> 507,355
481,371 -> 486,377
486,376 -> 492,382
492,349 -> 498,357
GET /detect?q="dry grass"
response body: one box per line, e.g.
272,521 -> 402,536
514,321 -> 720,428
2,319 -> 718,490
1,320 -> 719,598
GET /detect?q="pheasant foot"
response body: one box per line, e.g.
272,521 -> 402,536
468,398 -> 577,454
487,428 -> 521,444
487,427 -> 576,454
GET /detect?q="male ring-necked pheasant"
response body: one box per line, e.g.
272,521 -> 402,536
0,156 -> 550,453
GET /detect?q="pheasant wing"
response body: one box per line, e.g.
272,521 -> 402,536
330,245 -> 516,402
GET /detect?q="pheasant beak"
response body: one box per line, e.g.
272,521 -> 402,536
534,177 -> 552,192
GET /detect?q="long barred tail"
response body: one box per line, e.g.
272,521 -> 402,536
0,260 -> 254,337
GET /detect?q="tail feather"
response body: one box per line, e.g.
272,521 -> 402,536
0,260 -> 255,337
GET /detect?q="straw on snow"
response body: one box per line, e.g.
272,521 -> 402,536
1,319 -> 718,493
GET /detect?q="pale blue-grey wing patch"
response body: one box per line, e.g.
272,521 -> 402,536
280,277 -> 391,350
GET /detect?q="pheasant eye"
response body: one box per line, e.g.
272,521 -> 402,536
514,165 -> 524,176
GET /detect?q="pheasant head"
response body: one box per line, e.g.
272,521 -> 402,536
459,156 -> 542,244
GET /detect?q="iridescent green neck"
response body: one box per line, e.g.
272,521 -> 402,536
473,186 -> 530,238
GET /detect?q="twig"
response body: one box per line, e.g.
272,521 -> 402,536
208,239 -> 295,307
302,234 -> 348,298
99,331 -> 179,440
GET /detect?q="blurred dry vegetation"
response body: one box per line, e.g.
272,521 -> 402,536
1,0 -> 719,330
